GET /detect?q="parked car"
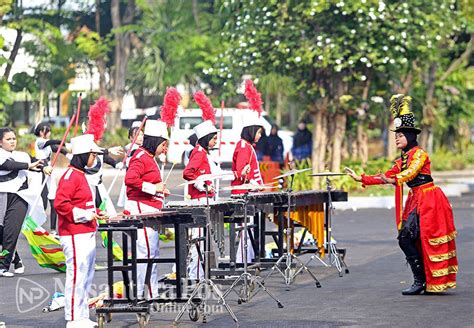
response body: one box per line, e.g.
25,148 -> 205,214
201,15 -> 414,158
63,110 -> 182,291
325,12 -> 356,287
167,107 -> 293,164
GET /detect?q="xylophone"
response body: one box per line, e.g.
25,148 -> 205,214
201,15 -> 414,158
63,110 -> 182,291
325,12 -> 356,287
166,199 -> 252,274
234,190 -> 348,260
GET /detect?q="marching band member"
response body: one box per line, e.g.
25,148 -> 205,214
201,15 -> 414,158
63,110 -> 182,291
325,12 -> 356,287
182,91 -> 218,279
124,119 -> 170,298
231,80 -> 265,263
346,94 -> 458,295
34,122 -> 71,234
83,98 -> 123,215
54,134 -> 106,327
117,121 -> 144,208
0,127 -> 46,277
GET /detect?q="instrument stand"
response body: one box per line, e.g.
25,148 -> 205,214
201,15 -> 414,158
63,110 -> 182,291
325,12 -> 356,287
262,175 -> 322,290
305,176 -> 349,277
222,193 -> 284,308
174,187 -> 238,325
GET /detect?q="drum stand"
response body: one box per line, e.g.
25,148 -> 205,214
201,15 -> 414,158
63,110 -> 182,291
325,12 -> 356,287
262,174 -> 322,290
304,176 -> 349,277
222,193 -> 284,308
174,187 -> 238,324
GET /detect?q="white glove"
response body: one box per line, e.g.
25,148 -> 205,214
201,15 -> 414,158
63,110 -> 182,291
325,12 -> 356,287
249,179 -> 260,186
115,162 -> 124,170
194,180 -> 207,192
65,153 -> 73,161
108,146 -> 124,156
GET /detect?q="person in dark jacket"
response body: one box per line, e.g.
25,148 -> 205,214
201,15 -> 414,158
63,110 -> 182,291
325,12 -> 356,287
255,129 -> 268,161
292,121 -> 312,160
266,124 -> 284,164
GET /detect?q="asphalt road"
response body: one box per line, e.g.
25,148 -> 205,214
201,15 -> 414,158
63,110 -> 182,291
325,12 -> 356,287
0,168 -> 472,328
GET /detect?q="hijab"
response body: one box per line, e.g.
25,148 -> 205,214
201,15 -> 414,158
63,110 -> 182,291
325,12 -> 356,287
70,153 -> 91,171
142,135 -> 167,155
197,132 -> 217,151
241,125 -> 262,144
400,129 -> 418,152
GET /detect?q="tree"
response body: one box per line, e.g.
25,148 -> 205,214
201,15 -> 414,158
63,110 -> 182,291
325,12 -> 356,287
126,0 -> 221,108
213,0 -> 468,180
0,0 -> 14,124
108,0 -> 136,129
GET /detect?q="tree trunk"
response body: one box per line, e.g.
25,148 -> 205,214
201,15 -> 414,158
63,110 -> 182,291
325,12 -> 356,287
356,80 -> 370,165
95,0 -> 108,97
110,0 -> 135,130
264,92 -> 271,116
419,63 -> 437,152
24,93 -> 29,124
311,104 -> 328,188
192,0 -> 200,31
349,134 -> 358,160
36,89 -> 45,123
276,91 -> 283,126
331,113 -> 346,172
341,135 -> 349,161
387,118 -> 396,159
3,29 -> 22,80
357,124 -> 368,167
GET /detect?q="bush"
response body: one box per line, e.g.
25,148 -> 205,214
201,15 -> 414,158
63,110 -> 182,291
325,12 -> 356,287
16,133 -> 36,153
430,149 -> 471,171
102,127 -> 129,148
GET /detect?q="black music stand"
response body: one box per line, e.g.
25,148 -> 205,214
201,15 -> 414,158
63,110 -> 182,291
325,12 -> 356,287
306,174 -> 350,277
261,172 -> 322,289
174,185 -> 238,324
222,192 -> 283,307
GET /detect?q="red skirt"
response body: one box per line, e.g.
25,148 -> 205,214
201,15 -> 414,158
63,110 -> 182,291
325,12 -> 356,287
402,182 -> 458,292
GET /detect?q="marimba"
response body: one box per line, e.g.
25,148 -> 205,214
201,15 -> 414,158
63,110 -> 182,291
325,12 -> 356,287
235,190 -> 348,261
166,199 -> 254,276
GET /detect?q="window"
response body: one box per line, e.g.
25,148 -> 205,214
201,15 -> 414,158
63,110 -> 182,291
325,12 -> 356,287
179,117 -> 203,129
215,116 -> 233,129
179,116 -> 233,130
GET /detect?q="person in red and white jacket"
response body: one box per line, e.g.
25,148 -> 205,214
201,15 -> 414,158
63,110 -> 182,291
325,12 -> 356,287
182,120 -> 218,279
231,116 -> 265,195
54,134 -> 106,328
183,120 -> 218,199
124,119 -> 169,299
231,112 -> 265,263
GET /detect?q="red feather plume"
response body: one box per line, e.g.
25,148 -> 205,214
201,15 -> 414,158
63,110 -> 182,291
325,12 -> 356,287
160,87 -> 181,127
85,97 -> 110,142
193,91 -> 216,125
244,79 -> 263,116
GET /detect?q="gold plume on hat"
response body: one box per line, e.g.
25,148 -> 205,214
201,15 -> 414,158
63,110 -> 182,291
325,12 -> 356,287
389,94 -> 412,117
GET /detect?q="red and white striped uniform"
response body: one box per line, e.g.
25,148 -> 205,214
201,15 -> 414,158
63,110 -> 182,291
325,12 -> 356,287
54,167 -> 97,322
231,139 -> 262,263
124,147 -> 163,298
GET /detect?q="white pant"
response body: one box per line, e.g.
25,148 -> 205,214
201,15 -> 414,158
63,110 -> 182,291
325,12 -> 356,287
236,217 -> 255,264
185,198 -> 208,280
60,232 -> 96,321
187,227 -> 204,280
125,200 -> 160,299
